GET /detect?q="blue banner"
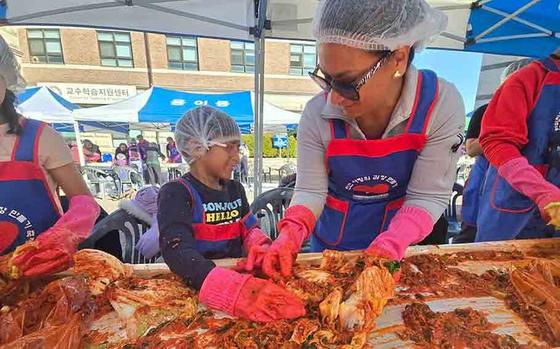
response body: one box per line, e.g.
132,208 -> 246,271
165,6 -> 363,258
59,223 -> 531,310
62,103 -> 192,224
139,88 -> 254,125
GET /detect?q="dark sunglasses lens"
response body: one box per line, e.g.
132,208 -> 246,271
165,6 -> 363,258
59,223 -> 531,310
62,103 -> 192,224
332,82 -> 359,101
309,73 -> 331,92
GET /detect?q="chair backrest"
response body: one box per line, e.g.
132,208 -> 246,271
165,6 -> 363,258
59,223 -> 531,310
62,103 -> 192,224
250,187 -> 294,241
113,165 -> 131,183
80,209 -> 160,264
445,182 -> 464,237
278,163 -> 296,178
84,167 -> 113,183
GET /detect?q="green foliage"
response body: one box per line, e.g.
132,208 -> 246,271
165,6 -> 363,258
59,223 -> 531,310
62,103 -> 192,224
241,133 -> 298,158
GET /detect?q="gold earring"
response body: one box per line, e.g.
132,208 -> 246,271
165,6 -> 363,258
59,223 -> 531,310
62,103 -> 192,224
394,71 -> 402,78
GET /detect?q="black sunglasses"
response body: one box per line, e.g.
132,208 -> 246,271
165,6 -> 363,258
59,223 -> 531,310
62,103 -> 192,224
309,51 -> 392,101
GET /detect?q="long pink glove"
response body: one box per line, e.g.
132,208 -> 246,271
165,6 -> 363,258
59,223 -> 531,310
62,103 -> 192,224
11,195 -> 100,277
498,157 -> 560,221
199,267 -> 306,322
262,205 -> 316,279
366,205 -> 434,261
239,227 -> 272,272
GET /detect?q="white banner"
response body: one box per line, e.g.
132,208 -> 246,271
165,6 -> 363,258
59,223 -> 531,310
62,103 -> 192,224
37,82 -> 137,105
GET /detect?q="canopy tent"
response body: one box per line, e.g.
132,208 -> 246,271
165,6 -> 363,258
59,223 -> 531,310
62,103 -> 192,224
16,86 -> 78,123
2,0 -> 254,41
72,87 -> 254,127
265,0 -> 560,58
16,86 -> 129,134
4,1 -> 559,57
251,92 -> 301,126
4,0 -> 559,193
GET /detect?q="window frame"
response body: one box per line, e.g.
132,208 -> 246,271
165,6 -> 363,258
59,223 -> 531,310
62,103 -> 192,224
230,41 -> 255,73
97,30 -> 134,68
27,28 -> 64,64
166,35 -> 199,71
289,43 -> 317,76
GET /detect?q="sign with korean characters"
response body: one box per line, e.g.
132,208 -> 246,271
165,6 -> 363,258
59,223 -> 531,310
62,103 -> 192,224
37,83 -> 137,105
272,133 -> 288,149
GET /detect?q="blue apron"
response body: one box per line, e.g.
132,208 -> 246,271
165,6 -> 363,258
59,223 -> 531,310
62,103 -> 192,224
461,155 -> 489,226
476,57 -> 560,242
178,178 -> 257,259
0,119 -> 61,254
311,70 -> 439,252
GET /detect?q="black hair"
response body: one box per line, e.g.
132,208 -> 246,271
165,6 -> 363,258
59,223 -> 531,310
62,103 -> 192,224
368,47 -> 415,69
2,90 -> 22,135
408,47 -> 416,65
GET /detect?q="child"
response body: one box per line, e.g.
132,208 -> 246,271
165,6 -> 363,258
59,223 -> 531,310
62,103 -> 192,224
158,106 -> 305,323
128,138 -> 143,172
166,137 -> 182,163
114,143 -> 129,166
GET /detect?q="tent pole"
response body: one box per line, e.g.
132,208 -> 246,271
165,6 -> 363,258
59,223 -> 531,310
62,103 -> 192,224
475,0 -> 539,41
73,121 -> 86,166
252,0 -> 268,196
253,36 -> 264,196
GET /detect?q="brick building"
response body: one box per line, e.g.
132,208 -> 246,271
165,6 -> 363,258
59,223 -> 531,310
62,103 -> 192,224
14,26 -> 320,112
3,26 -> 320,152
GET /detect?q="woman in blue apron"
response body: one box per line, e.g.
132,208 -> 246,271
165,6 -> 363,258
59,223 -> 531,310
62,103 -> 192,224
0,36 -> 99,277
476,52 -> 560,241
252,0 -> 465,279
458,60 -> 534,243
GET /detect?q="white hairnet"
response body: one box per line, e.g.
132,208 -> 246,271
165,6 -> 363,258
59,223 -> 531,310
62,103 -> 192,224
175,106 -> 241,164
0,35 -> 25,92
500,58 -> 533,84
312,0 -> 448,52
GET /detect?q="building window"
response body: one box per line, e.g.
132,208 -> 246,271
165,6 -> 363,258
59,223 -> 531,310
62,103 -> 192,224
230,41 -> 255,73
97,31 -> 133,68
290,43 -> 316,75
27,29 -> 64,64
166,36 -> 198,71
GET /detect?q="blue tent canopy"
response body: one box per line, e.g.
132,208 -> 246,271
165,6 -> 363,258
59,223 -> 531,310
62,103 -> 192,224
465,0 -> 560,57
73,87 -> 254,127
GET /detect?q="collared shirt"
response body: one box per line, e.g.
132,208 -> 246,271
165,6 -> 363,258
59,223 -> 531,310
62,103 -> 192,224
292,65 -> 465,221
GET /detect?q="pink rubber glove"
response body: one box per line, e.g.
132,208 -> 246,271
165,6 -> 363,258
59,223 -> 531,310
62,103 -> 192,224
199,267 -> 306,322
498,157 -> 560,220
238,227 -> 272,272
262,205 -> 316,279
12,195 -> 100,277
366,205 -> 434,261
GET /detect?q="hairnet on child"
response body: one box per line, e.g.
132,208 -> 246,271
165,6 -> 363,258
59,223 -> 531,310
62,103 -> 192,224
175,106 -> 241,164
312,0 -> 447,52
0,35 -> 25,91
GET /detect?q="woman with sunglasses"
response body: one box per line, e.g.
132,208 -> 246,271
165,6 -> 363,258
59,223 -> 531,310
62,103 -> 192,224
249,0 -> 465,279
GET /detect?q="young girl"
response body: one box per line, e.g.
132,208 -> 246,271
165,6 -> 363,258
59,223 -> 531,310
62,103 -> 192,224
114,143 -> 129,166
158,106 -> 305,323
0,35 -> 99,276
166,137 -> 182,163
